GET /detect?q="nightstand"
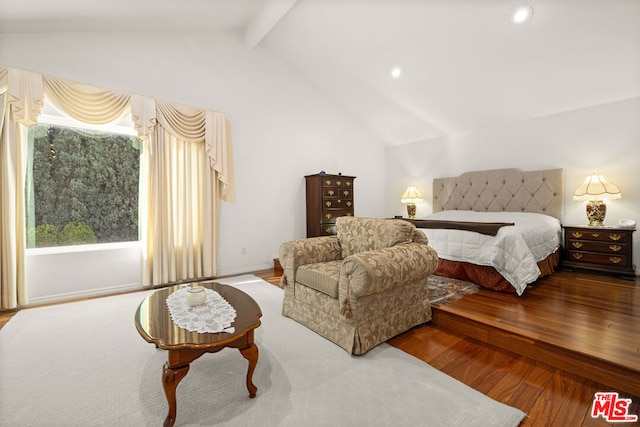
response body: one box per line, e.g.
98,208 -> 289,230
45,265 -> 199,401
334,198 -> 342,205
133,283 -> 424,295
563,225 -> 636,279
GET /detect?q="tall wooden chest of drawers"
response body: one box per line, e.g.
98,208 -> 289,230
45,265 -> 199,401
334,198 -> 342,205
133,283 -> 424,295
563,225 -> 636,279
305,173 -> 355,237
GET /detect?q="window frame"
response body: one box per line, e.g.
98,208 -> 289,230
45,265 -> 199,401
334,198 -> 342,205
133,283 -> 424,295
25,100 -> 141,251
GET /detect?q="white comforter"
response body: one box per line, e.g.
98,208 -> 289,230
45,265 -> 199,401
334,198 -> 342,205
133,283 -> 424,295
417,210 -> 562,295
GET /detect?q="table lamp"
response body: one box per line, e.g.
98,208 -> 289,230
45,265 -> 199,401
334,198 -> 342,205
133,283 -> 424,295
401,186 -> 423,219
572,173 -> 621,226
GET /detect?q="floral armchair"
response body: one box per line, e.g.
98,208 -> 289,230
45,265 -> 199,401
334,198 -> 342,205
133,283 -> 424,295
278,216 -> 439,355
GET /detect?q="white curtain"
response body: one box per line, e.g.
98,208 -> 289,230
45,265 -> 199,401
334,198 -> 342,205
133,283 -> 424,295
0,68 -> 43,309
0,67 -> 235,308
133,96 -> 233,286
140,127 -> 220,285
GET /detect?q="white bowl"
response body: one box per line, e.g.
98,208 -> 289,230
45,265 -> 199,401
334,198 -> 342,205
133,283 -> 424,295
186,286 -> 207,306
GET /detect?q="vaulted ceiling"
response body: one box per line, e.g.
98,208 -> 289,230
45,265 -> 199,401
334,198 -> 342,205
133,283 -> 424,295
2,0 -> 639,146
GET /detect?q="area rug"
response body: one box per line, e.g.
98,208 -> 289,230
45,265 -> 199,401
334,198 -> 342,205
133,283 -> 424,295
0,274 -> 524,426
427,274 -> 480,306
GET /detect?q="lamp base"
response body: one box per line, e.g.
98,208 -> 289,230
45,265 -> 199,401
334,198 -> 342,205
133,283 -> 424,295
406,203 -> 416,219
586,200 -> 606,226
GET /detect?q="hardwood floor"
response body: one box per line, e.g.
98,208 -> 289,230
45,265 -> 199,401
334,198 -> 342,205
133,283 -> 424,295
429,270 -> 640,396
2,267 -> 638,426
0,309 -> 15,330
386,269 -> 640,426
258,267 -> 640,426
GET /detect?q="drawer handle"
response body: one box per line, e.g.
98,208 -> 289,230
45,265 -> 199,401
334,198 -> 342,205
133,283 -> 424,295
571,242 -> 583,249
328,190 -> 335,196
610,256 -> 622,264
325,180 -> 332,185
325,227 -> 333,234
343,190 -> 350,196
609,245 -> 622,252
347,212 -> 353,216
336,180 -> 342,186
591,233 -> 600,238
325,201 -> 332,207
609,234 -> 622,241
325,213 -> 332,220
347,201 -> 352,207
572,253 -> 583,260
346,182 -> 351,187
571,232 -> 583,238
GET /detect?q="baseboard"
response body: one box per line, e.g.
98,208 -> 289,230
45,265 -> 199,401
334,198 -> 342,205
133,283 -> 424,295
27,282 -> 144,306
217,263 -> 271,277
26,263 -> 272,307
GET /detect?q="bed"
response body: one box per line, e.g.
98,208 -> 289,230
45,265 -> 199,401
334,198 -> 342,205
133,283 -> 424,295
414,168 -> 564,295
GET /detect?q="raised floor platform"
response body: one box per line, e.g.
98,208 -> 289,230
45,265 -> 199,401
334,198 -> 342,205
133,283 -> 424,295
430,269 -> 640,396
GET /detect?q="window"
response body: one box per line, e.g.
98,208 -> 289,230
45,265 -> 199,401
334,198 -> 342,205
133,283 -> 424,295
25,103 -> 141,248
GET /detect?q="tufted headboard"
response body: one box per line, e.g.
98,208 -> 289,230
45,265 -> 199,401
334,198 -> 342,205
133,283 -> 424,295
432,168 -> 564,220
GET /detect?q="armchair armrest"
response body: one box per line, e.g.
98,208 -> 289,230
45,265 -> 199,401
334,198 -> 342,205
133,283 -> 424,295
278,236 -> 342,286
339,242 -> 438,300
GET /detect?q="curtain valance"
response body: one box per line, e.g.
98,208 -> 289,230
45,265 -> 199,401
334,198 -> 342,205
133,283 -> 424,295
1,66 -> 235,202
43,76 -> 131,125
6,68 -> 44,126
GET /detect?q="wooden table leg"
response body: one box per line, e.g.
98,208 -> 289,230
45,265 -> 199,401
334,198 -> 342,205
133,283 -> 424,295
162,362 -> 190,427
239,342 -> 259,398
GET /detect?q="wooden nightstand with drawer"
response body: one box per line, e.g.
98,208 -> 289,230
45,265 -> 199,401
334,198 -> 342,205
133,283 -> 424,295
563,225 -> 636,279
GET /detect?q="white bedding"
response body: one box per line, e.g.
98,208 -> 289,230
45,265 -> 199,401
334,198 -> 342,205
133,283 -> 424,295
417,210 -> 562,295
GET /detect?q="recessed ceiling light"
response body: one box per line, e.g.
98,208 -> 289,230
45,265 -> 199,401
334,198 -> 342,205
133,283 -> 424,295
513,5 -> 533,23
390,67 -> 402,79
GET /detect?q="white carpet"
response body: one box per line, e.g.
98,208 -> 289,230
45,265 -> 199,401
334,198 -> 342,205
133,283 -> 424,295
0,274 -> 525,426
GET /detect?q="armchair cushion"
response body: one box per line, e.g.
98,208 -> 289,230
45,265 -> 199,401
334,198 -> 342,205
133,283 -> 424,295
337,216 -> 415,257
297,260 -> 342,298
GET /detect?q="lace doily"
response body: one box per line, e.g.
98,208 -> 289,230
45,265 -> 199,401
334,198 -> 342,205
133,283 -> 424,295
166,287 -> 237,334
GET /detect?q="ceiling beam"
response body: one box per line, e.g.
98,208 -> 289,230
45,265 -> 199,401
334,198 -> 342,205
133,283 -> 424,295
244,0 -> 298,48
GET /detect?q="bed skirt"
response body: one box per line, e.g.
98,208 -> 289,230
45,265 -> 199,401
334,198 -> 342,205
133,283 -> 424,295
434,250 -> 560,293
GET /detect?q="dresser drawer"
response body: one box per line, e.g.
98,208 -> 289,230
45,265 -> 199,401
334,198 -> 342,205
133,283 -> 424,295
319,224 -> 336,236
322,177 -> 354,188
565,229 -> 627,243
323,198 -> 353,210
323,187 -> 354,198
322,209 -> 354,223
566,251 -> 629,268
566,239 -> 626,254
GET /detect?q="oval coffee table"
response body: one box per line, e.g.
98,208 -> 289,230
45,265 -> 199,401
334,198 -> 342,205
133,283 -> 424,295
134,282 -> 262,427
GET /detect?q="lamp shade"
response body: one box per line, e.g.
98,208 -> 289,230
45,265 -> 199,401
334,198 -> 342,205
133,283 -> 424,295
401,186 -> 423,204
573,174 -> 621,201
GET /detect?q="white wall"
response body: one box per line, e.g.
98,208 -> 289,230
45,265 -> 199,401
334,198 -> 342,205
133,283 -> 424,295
26,243 -> 142,302
3,30 -> 637,302
0,30 -> 386,302
386,97 -> 640,273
